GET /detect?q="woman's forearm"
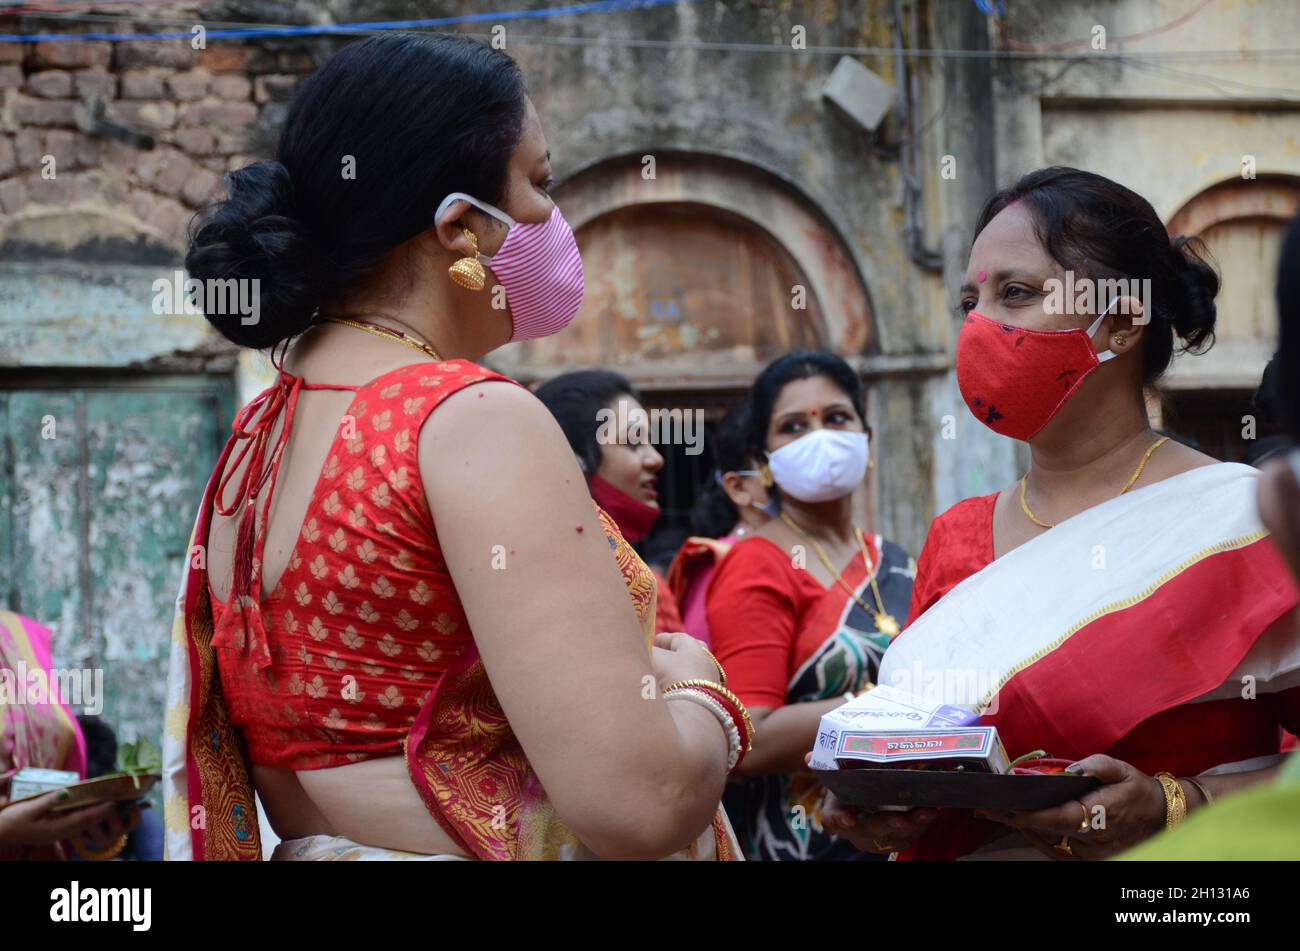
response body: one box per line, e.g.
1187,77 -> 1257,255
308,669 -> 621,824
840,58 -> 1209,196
665,697 -> 733,784
1184,765 -> 1280,811
733,697 -> 845,777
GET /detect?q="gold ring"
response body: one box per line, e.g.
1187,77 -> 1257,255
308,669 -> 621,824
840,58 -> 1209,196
699,647 -> 727,687
1078,802 -> 1090,833
870,839 -> 898,853
1054,835 -> 1073,856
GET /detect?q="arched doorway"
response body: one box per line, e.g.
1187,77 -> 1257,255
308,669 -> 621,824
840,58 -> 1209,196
1160,176 -> 1300,462
487,153 -> 875,560
530,201 -> 826,369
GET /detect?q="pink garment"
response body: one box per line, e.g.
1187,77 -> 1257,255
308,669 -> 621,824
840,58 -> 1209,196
1,611 -> 88,859
0,611 -> 87,788
669,534 -> 741,648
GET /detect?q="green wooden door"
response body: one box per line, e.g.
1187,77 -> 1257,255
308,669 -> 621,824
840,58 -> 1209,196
0,373 -> 234,753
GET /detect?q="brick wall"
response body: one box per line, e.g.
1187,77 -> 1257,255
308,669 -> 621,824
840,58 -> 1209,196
0,35 -> 316,251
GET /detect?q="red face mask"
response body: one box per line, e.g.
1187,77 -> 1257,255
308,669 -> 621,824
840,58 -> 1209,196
956,306 -> 1117,441
588,474 -> 660,543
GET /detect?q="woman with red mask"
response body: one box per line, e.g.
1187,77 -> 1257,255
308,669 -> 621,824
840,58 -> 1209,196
824,167 -> 1300,861
534,370 -> 685,634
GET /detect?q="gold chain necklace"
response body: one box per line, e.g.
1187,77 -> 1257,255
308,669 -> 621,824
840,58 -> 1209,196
325,317 -> 444,361
778,511 -> 900,637
1019,435 -> 1170,530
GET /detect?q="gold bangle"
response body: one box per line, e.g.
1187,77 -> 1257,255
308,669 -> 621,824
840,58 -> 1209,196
663,679 -> 754,749
1182,776 -> 1213,808
698,647 -> 727,688
1154,772 -> 1187,829
73,832 -> 129,861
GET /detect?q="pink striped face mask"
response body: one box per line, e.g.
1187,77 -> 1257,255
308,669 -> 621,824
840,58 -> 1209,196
435,192 -> 585,342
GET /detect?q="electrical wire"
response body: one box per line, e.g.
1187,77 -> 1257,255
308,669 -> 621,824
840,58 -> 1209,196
2,4 -> 1299,60
1117,54 -> 1300,101
0,0 -> 695,41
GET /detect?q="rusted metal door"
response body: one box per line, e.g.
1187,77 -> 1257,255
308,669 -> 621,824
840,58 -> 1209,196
0,372 -> 233,748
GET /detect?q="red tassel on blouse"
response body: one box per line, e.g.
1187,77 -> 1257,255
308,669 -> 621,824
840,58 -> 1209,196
213,370 -> 296,673
231,498 -> 257,606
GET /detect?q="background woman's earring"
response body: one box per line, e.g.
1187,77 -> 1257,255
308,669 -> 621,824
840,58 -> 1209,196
448,227 -> 486,291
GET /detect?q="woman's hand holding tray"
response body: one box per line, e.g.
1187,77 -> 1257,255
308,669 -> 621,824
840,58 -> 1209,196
0,773 -> 161,814
809,686 -> 1098,810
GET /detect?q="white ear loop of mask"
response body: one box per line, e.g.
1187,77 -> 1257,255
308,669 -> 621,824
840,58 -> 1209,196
1086,295 -> 1122,364
434,192 -> 514,264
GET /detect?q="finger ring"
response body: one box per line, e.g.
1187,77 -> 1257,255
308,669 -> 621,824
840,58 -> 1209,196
870,839 -> 898,853
1078,802 -> 1090,833
1054,835 -> 1073,856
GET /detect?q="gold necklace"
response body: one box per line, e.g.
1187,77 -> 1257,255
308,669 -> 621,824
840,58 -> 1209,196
325,317 -> 444,361
1019,435 -> 1170,529
778,511 -> 900,637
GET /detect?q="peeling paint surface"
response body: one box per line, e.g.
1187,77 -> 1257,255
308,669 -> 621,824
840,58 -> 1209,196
1,379 -> 234,755
0,264 -> 210,367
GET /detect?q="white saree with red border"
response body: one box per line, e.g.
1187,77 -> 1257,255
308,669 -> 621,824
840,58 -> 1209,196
878,462 -> 1300,859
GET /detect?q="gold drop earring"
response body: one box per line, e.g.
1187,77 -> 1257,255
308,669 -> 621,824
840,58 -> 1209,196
448,227 -> 486,291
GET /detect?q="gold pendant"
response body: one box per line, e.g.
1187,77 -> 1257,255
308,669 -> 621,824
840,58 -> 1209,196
876,613 -> 901,637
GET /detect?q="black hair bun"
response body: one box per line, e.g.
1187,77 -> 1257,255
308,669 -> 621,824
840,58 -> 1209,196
1169,234 -> 1219,354
185,160 -> 328,349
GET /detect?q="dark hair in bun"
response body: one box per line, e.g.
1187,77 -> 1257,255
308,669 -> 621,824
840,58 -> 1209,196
186,32 -> 527,349
974,167 -> 1219,383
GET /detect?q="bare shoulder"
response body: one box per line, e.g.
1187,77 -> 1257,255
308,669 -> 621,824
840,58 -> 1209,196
416,378 -> 580,500
418,378 -> 553,451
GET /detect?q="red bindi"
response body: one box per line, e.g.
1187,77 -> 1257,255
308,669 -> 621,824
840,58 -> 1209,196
977,270 -> 987,283
575,525 -> 584,533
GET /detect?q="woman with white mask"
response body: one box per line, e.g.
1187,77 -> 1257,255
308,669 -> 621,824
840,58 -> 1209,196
706,350 -> 915,861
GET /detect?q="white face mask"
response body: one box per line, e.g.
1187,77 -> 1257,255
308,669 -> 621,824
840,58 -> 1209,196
765,429 -> 869,503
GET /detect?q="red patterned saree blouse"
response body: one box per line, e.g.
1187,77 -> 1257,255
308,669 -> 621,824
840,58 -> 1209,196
210,359 -> 514,769
194,357 -> 736,860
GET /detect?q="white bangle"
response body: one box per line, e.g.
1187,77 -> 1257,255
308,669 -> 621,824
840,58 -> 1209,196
665,687 -> 742,773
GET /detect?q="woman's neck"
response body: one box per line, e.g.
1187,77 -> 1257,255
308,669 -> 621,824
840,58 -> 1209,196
777,495 -> 857,546
325,248 -> 503,363
1027,396 -> 1156,501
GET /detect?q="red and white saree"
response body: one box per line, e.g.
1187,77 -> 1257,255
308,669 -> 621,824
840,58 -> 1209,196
879,462 -> 1300,859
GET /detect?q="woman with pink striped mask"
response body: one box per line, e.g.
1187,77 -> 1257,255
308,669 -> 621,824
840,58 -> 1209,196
169,31 -> 742,863
433,191 -> 585,342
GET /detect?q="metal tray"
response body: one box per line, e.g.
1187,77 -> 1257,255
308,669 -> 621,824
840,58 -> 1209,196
0,773 -> 160,814
815,767 -> 1099,811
